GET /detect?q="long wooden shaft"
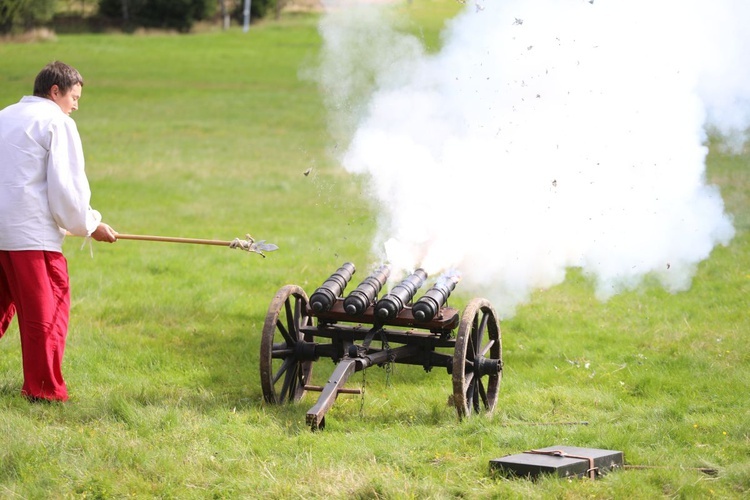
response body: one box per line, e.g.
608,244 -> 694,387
66,231 -> 276,257
116,234 -> 231,247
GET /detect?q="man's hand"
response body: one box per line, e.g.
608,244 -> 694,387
90,223 -> 118,243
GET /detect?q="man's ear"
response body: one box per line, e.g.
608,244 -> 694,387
49,84 -> 60,98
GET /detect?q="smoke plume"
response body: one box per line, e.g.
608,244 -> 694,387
314,0 -> 745,316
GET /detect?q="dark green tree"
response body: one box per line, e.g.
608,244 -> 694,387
0,0 -> 56,34
98,0 -> 216,32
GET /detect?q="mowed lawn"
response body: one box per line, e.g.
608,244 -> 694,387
1,5 -> 748,499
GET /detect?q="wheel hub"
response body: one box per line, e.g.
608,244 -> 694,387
294,339 -> 319,361
473,356 -> 502,377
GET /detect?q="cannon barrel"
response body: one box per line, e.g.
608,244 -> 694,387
412,274 -> 460,322
343,264 -> 391,315
374,268 -> 428,320
309,262 -> 356,313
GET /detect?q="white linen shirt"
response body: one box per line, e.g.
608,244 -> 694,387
0,96 -> 101,252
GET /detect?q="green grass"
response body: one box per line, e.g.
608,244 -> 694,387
1,2 -> 749,498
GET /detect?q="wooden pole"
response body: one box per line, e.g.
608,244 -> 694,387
66,232 -> 278,256
116,234 -> 233,247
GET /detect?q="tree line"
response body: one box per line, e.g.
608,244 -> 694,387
0,0 -> 283,34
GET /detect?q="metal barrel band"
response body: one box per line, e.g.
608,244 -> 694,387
523,449 -> 598,480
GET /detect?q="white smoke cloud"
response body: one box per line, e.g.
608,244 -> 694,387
314,0 -> 743,316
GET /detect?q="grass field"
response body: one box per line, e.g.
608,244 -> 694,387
1,2 -> 748,498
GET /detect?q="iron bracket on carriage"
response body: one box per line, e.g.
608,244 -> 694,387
259,263 -> 503,431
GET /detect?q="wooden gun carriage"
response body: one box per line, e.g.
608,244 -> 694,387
260,263 -> 503,430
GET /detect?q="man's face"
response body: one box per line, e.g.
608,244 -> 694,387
49,83 -> 82,115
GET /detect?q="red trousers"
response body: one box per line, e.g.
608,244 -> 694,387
0,250 -> 70,401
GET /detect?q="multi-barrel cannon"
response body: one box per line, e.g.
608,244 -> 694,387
260,263 -> 503,430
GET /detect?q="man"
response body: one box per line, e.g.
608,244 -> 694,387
0,61 -> 117,402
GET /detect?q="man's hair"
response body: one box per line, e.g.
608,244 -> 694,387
33,61 -> 84,98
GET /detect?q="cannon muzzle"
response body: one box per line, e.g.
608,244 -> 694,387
412,274 -> 460,322
309,262 -> 356,313
343,264 -> 391,315
374,268 -> 428,320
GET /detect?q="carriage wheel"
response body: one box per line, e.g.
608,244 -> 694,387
260,285 -> 315,404
452,298 -> 502,419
